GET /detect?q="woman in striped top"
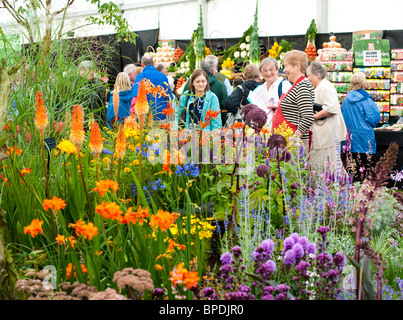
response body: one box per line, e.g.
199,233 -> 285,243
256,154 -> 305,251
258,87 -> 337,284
272,50 -> 314,150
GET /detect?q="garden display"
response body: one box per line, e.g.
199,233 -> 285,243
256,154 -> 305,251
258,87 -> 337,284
1,4 -> 403,306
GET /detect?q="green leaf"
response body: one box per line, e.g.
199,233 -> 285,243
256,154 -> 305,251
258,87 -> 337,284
346,255 -> 377,300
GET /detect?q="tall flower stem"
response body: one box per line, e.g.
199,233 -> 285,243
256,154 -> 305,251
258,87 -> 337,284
40,134 -> 50,199
137,125 -> 144,206
77,152 -> 94,223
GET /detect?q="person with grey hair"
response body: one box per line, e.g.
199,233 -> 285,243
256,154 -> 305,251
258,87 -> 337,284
204,55 -> 233,96
340,71 -> 380,181
247,57 -> 292,129
132,53 -> 172,121
306,61 -> 347,172
123,63 -> 137,84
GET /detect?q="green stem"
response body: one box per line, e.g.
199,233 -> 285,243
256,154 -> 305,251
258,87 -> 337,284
40,134 -> 50,199
137,126 -> 144,206
77,151 -> 94,222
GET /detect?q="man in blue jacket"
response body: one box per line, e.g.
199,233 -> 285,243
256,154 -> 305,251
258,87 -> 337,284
133,54 -> 172,121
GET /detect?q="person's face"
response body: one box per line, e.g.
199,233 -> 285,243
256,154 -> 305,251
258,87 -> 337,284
283,61 -> 301,83
129,72 -> 137,82
306,70 -> 321,88
193,75 -> 208,93
260,63 -> 278,85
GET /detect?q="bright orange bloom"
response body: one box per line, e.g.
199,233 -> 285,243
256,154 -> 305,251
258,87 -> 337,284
55,234 -> 67,245
81,222 -> 98,240
155,264 -> 163,271
34,91 -> 48,136
68,236 -> 76,248
149,209 -> 179,232
134,79 -> 150,127
92,179 -> 119,197
168,238 -> 186,251
231,122 -> 244,130
42,196 -> 67,212
95,201 -> 123,221
113,86 -> 120,121
183,270 -> 200,289
66,263 -> 88,280
89,121 -> 103,156
159,123 -> 171,131
120,205 -> 150,225
19,168 -> 32,176
124,114 -> 138,130
70,105 -> 85,150
68,219 -> 86,237
23,218 -> 44,238
115,125 -> 126,159
205,108 -> 219,120
6,146 -> 22,156
162,107 -> 174,116
162,164 -> 173,175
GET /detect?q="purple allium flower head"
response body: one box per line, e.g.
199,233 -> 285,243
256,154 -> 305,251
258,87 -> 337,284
220,252 -> 234,265
307,243 -> 317,256
283,237 -> 295,252
276,284 -> 290,293
284,248 -> 296,265
276,293 -> 286,300
298,236 -> 309,250
263,286 -> 275,294
245,107 -> 268,132
240,103 -> 257,118
231,245 -> 242,258
279,149 -> 291,162
267,134 -> 287,150
293,243 -> 305,260
260,239 -> 275,256
256,164 -> 270,178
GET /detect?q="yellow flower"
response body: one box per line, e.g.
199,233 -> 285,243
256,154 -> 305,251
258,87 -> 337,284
124,167 -> 131,173
57,139 -> 77,155
102,157 -> 110,163
133,160 -> 139,165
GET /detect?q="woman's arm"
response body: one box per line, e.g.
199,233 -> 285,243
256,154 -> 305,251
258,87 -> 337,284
296,84 -> 315,134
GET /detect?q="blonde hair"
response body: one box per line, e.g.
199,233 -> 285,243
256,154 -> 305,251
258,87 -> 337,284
135,67 -> 143,75
283,50 -> 309,74
115,72 -> 132,91
350,72 -> 367,91
243,64 -> 261,81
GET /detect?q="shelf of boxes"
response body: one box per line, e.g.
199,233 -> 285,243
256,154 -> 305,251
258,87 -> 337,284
319,51 -> 354,104
390,51 -> 403,118
353,66 -> 391,124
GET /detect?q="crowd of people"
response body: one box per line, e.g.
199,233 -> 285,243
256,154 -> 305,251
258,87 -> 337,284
84,48 -> 380,179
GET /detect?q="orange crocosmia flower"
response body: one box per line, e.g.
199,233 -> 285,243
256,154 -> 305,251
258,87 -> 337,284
115,125 -> 126,159
6,146 -> 22,156
162,164 -> 173,175
95,201 -> 123,221
168,238 -> 186,251
81,222 -> 98,240
231,122 -> 244,130
68,236 -> 76,248
23,218 -> 44,238
55,234 -> 67,245
89,121 -> 103,156
19,168 -> 32,176
205,108 -> 219,120
34,91 -> 48,135
155,264 -> 163,271
183,270 -> 200,289
42,196 -> 67,212
149,209 -> 179,232
68,219 -> 86,237
169,262 -> 187,287
70,105 -> 85,150
162,107 -> 174,116
92,179 -> 119,197
66,263 -> 88,280
121,205 -> 150,225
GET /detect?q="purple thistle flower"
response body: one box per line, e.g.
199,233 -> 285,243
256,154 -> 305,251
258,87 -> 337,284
290,232 -> 300,243
262,293 -> 274,300
263,286 -> 275,294
276,293 -> 286,300
293,243 -> 305,260
317,226 -> 331,240
276,284 -> 290,293
295,260 -> 310,276
220,252 -> 234,265
284,249 -> 296,265
298,236 -> 309,250
283,237 -> 295,252
260,239 -> 274,257
307,243 -> 317,256
333,252 -> 346,268
266,259 -> 277,273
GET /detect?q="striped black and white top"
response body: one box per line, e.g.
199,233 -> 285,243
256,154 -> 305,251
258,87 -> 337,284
280,78 -> 315,140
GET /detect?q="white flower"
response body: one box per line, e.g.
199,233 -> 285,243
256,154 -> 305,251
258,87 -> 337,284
240,43 -> 247,50
180,62 -> 185,68
246,44 -> 250,51
234,51 -> 240,58
245,35 -> 250,43
241,51 -> 247,58
185,61 -> 190,68
185,68 -> 190,73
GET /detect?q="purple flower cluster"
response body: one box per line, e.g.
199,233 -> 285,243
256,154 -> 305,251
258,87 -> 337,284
262,284 -> 293,300
225,284 -> 255,300
282,233 -> 317,266
201,287 -> 218,300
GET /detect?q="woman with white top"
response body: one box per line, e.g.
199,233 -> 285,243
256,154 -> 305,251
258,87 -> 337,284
248,57 -> 292,130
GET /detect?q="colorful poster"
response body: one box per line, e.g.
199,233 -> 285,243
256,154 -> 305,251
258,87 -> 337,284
353,39 -> 390,67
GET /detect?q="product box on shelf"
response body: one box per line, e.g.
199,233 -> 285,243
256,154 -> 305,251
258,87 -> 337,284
353,67 -> 391,79
391,71 -> 403,82
366,79 -> 391,90
390,60 -> 403,71
390,83 -> 403,94
390,106 -> 403,116
391,49 -> 403,60
390,94 -> 403,106
366,90 -> 390,102
327,71 -> 353,82
323,61 -> 353,72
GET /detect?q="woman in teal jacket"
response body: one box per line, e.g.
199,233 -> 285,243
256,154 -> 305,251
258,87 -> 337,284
341,72 -> 380,179
176,69 -> 222,131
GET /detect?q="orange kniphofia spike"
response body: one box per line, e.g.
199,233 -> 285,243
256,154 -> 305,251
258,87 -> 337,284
70,105 -> 85,150
89,121 -> 103,155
